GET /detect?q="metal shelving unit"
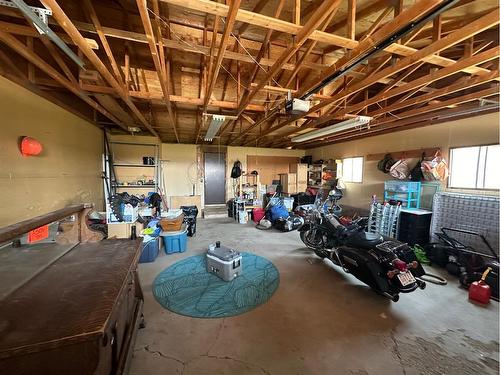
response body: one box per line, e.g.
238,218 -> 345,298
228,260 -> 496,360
103,135 -> 160,202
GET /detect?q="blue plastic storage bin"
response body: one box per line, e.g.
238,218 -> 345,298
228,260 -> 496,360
162,229 -> 188,254
384,180 -> 422,209
139,237 -> 159,263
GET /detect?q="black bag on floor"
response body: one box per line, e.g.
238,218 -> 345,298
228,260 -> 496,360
274,218 -> 293,232
425,243 -> 452,267
273,215 -> 304,232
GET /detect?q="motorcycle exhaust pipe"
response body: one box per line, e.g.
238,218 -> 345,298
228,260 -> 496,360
415,278 -> 427,290
382,292 -> 400,303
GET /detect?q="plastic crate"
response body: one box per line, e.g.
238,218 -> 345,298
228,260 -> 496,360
161,229 -> 188,254
384,180 -> 421,209
139,237 -> 159,263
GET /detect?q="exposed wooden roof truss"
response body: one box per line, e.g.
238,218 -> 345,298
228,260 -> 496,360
0,0 -> 497,147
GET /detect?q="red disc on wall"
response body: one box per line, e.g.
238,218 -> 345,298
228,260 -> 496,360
20,137 -> 42,156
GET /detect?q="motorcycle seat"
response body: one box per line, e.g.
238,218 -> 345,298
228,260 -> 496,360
345,231 -> 384,249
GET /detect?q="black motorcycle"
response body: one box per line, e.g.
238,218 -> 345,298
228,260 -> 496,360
297,189 -> 426,302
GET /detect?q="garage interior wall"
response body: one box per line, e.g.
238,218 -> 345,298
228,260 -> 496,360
226,147 -> 305,200
0,76 -> 103,227
161,143 -> 201,207
307,112 -> 500,211
106,138 -> 305,209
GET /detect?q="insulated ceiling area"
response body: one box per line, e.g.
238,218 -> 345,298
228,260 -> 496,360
0,0 -> 498,148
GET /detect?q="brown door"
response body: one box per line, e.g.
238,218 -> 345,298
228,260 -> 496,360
204,152 -> 226,204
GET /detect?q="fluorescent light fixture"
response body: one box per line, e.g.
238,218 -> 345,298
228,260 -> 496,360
204,115 -> 226,141
291,116 -> 372,143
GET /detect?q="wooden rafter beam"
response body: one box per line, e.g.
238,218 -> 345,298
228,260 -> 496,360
370,70 -> 500,118
346,0 -> 356,40
289,71 -> 500,148
203,0 -> 241,111
263,9 -> 500,140
205,14 -> 220,95
237,0 -> 451,146
0,31 -> 127,130
298,0 -> 447,99
226,0 -> 342,146
294,0 -> 301,25
225,0 -> 286,140
40,0 -> 158,136
39,37 -> 78,85
284,6 -> 339,89
326,0 -> 386,34
262,47 -> 500,145
274,46 -> 500,142
247,0 -> 285,86
221,40 -> 238,101
360,5 -> 393,41
82,0 -> 123,85
318,46 -> 500,125
2,17 -> 489,89
235,0 -> 342,116
236,0 -> 267,36
159,0 -> 494,78
136,0 -> 179,142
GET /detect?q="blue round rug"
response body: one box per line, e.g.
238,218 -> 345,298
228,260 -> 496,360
152,252 -> 279,318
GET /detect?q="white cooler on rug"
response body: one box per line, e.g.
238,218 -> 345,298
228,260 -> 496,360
206,242 -> 242,281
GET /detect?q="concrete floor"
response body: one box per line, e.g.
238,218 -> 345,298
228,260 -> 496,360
130,217 -> 499,375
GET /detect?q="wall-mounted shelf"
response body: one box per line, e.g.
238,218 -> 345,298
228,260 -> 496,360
366,147 -> 440,161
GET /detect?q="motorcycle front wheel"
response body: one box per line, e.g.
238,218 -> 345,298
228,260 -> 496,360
300,229 -> 328,258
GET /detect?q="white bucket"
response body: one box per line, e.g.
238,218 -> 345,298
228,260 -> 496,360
238,210 -> 248,224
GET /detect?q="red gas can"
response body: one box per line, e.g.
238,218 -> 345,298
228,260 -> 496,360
252,208 -> 266,223
469,268 -> 492,304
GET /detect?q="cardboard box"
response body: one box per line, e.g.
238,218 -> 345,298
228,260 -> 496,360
280,173 -> 297,194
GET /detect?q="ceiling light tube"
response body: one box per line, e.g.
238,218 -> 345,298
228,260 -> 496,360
291,116 -> 372,143
204,115 -> 226,141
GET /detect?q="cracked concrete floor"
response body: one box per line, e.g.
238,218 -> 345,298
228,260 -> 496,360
130,217 -> 499,375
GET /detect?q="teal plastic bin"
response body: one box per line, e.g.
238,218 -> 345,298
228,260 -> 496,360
161,229 -> 188,254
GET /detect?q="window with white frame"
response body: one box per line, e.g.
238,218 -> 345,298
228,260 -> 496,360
449,144 -> 500,189
338,157 -> 363,183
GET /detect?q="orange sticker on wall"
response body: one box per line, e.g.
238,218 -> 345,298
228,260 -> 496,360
28,225 -> 49,243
